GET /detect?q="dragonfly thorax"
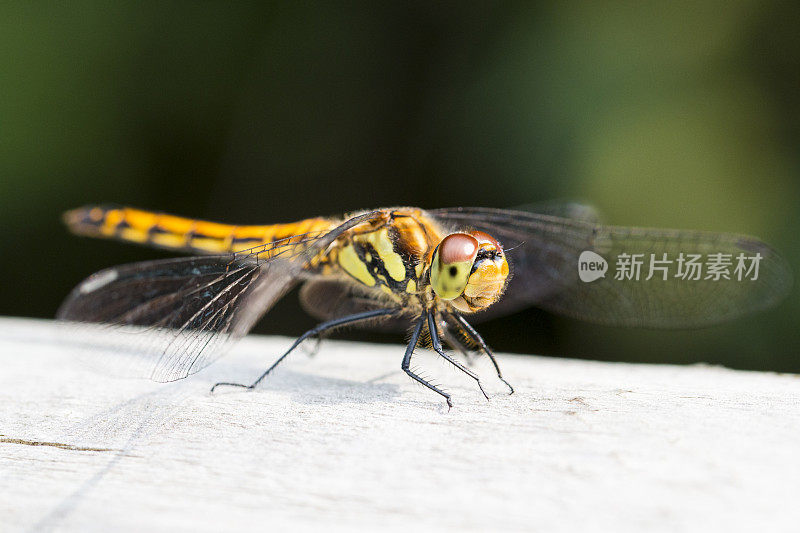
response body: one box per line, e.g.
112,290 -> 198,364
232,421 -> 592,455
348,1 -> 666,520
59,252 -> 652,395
330,209 -> 440,299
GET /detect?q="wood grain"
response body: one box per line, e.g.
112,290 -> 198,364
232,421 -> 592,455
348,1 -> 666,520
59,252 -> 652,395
1,317 -> 798,532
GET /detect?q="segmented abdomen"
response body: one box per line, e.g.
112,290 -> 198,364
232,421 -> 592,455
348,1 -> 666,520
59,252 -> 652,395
63,205 -> 335,255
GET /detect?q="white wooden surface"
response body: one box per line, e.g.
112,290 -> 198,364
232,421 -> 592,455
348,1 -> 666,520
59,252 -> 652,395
1,317 -> 799,532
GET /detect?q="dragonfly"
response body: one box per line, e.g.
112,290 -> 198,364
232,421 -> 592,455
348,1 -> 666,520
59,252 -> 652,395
58,203 -> 792,407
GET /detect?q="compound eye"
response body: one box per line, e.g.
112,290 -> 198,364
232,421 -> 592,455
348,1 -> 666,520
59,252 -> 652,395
430,233 -> 479,300
470,230 -> 501,252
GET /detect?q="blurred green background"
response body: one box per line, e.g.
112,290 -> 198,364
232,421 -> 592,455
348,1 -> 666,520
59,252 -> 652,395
1,2 -> 798,371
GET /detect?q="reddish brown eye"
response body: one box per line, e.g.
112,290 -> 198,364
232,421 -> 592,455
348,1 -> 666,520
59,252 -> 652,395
470,230 -> 501,251
438,233 -> 479,264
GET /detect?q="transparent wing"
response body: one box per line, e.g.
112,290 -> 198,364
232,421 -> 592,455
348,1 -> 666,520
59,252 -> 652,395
513,200 -> 603,224
57,254 -> 300,381
299,278 -> 407,332
431,207 -> 792,328
58,210 -> 387,381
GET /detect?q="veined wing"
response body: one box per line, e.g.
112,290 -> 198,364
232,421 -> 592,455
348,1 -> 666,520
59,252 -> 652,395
513,200 -> 603,224
431,207 -> 792,328
58,211 -> 385,381
57,253 -> 301,381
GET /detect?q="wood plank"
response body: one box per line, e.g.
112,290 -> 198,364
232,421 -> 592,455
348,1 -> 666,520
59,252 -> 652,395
1,317 -> 798,532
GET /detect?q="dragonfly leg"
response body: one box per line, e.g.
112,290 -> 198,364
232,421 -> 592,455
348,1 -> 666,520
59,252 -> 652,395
402,315 -> 452,408
448,312 -> 514,395
211,308 -> 397,393
427,312 -> 489,401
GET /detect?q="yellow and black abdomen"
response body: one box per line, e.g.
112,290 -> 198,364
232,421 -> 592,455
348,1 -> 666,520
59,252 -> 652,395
63,205 -> 335,255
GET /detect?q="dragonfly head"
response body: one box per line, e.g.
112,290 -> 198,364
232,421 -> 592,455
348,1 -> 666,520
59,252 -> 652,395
430,231 -> 509,313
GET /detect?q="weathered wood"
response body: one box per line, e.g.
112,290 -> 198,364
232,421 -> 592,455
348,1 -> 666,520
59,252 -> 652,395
1,317 -> 798,532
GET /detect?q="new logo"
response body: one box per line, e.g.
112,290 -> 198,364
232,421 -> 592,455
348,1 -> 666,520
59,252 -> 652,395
578,251 -> 608,282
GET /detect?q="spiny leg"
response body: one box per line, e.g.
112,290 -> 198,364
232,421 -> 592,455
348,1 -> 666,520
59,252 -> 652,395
402,315 -> 452,408
449,312 -> 514,395
427,312 -> 489,401
211,308 -> 397,393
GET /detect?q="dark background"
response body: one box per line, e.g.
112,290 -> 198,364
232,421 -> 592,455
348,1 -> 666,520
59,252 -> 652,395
1,2 -> 798,371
